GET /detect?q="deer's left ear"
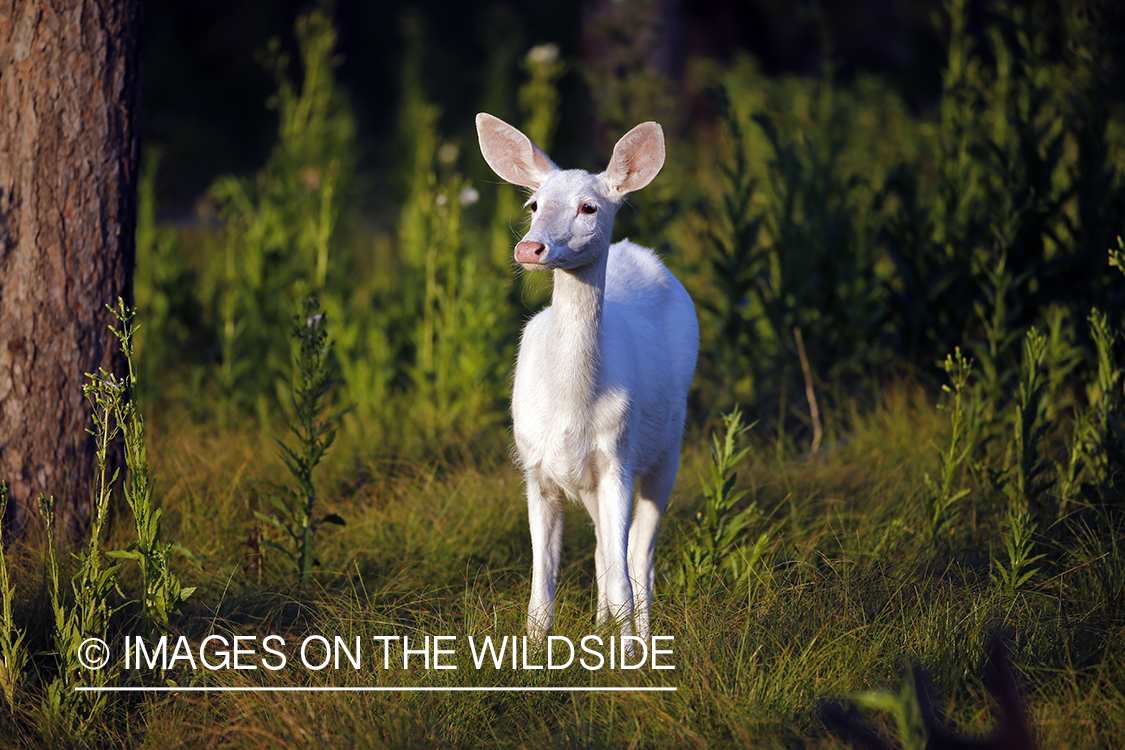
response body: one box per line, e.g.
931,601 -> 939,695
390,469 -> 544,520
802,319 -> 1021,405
603,122 -> 665,196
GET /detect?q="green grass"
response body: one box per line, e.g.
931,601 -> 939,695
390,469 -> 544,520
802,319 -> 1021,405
1,384 -> 1122,748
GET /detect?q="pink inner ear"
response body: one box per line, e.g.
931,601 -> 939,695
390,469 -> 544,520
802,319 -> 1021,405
477,113 -> 556,190
607,124 -> 664,194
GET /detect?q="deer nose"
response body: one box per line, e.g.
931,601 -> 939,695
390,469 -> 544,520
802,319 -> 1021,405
515,241 -> 547,264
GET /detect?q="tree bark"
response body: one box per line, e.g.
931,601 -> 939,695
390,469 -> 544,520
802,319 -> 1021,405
0,0 -> 141,541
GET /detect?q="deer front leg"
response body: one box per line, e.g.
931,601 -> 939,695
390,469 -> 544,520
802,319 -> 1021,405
582,487 -> 611,627
527,472 -> 565,642
593,465 -> 635,640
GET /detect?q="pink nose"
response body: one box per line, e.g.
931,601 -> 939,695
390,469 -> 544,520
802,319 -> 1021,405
515,241 -> 546,264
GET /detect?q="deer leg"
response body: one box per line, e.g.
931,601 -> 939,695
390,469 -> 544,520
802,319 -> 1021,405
593,462 -> 635,640
581,486 -> 613,628
630,456 -> 677,641
527,472 -> 564,642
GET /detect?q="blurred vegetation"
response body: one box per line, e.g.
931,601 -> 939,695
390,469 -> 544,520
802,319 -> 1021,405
3,0 -> 1125,745
135,0 -> 1125,455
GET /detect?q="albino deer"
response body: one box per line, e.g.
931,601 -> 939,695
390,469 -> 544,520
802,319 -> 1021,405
476,113 -> 699,642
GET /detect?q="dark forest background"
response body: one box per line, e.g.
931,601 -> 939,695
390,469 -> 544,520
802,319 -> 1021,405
143,0 -> 957,212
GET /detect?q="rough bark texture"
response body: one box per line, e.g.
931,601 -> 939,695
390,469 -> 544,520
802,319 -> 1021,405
0,0 -> 141,541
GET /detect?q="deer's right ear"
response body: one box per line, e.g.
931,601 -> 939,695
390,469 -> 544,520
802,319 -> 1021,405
476,113 -> 558,190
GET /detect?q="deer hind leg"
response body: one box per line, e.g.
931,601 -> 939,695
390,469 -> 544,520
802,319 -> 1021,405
527,471 -> 565,642
629,455 -> 677,641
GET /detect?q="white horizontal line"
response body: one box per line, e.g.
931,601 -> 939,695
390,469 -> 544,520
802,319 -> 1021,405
74,686 -> 676,693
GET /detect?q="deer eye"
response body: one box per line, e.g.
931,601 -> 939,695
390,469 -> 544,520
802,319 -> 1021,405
528,201 -> 537,212
580,203 -> 597,215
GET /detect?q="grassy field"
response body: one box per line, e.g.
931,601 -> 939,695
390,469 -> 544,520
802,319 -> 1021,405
2,382 -> 1123,747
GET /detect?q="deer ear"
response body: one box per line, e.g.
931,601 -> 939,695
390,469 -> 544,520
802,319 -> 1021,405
603,122 -> 665,196
476,113 -> 558,190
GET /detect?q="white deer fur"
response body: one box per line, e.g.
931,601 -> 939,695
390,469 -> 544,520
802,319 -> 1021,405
476,113 -> 699,641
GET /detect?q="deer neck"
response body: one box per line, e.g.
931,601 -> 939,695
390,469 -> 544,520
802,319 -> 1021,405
545,253 -> 607,415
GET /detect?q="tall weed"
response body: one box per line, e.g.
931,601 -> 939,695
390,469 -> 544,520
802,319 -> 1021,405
38,357 -> 125,727
0,485 -> 29,711
677,408 -> 768,594
102,302 -> 196,637
253,296 -> 349,589
922,348 -> 973,547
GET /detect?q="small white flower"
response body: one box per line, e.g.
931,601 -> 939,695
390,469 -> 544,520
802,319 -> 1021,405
527,43 -> 559,65
306,314 -> 324,328
460,187 -> 480,207
434,194 -> 449,207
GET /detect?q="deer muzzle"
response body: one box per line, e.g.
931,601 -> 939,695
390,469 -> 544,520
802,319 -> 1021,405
515,240 -> 547,265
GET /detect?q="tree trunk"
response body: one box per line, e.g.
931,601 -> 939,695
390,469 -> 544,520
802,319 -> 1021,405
0,0 -> 141,541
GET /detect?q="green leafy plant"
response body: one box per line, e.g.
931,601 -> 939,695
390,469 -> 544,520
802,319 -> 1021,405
699,67 -> 892,416
1109,236 -> 1125,275
677,407 -> 766,594
0,483 -> 29,711
501,42 -> 566,292
751,108 -> 885,384
19,300 -> 201,731
39,353 -> 131,726
699,87 -> 762,401
1053,301 -> 1116,512
1086,304 -> 1125,495
1010,328 -> 1050,515
922,348 -> 974,546
254,296 -> 350,588
102,301 -> 196,638
1056,304 -> 1120,515
988,329 -> 1050,597
394,14 -> 513,444
991,509 -> 1045,598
